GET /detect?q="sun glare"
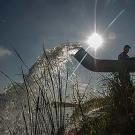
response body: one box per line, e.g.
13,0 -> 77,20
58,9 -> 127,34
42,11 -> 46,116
86,33 -> 104,50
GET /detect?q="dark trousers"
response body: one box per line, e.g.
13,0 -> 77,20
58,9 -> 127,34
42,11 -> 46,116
119,71 -> 131,85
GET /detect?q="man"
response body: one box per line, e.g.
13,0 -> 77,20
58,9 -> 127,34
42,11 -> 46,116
118,45 -> 131,84
118,45 -> 134,116
118,45 -> 131,60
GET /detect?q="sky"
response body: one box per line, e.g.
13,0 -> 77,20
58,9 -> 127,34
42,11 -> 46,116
0,0 -> 135,91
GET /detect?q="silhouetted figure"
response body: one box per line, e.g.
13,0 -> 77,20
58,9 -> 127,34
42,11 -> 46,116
118,45 -> 134,125
118,45 -> 131,60
118,45 -> 131,84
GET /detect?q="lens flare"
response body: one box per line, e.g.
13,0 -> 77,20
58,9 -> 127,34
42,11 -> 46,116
86,33 -> 104,50
103,9 -> 126,34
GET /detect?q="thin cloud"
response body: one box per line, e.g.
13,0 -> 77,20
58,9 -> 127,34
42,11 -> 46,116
0,47 -> 12,57
0,19 -> 7,23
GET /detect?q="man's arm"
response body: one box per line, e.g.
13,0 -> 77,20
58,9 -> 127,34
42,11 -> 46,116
118,53 -> 123,60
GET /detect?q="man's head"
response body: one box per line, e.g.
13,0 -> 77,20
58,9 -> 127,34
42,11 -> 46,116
123,45 -> 131,54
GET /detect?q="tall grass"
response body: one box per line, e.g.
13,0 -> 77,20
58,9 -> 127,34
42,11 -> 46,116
102,73 -> 135,134
19,47 -> 73,135
0,45 -> 90,135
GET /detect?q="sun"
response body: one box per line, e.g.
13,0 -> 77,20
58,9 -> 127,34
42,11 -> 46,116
86,33 -> 104,50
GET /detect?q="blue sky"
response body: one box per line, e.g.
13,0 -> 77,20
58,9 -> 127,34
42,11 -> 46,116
0,0 -> 135,91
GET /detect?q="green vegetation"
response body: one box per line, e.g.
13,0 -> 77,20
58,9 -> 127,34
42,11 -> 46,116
70,73 -> 135,135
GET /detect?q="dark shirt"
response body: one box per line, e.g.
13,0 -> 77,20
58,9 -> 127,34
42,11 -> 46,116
118,52 -> 131,83
118,52 -> 129,60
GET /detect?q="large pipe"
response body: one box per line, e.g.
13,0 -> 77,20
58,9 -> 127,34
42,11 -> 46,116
74,47 -> 135,72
